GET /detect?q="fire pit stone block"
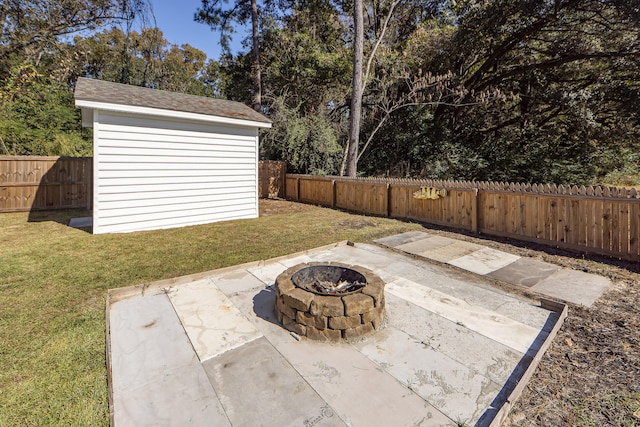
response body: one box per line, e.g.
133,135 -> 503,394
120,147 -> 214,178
283,288 -> 314,312
310,296 -> 345,317
276,297 -> 296,320
297,311 -> 328,329
342,293 -> 374,317
361,282 -> 384,306
328,314 -> 362,330
282,315 -> 306,336
343,322 -> 375,340
362,306 -> 385,329
306,325 -> 342,342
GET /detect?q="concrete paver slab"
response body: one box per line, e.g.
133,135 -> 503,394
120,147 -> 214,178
167,279 -> 262,361
246,261 -> 288,285
374,247 -> 552,330
354,326 -> 501,424
385,293 -> 524,385
488,258 -> 562,287
447,247 -> 521,275
312,244 -> 398,270
374,231 -> 431,247
69,216 -> 92,228
210,269 -> 267,295
532,268 -> 610,307
279,254 -> 314,267
272,339 -> 454,426
421,241 -> 485,262
203,337 -> 344,427
109,293 -> 229,426
386,277 -> 540,353
395,235 -> 456,254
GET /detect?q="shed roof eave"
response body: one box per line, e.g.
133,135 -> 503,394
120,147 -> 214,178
75,99 -> 272,129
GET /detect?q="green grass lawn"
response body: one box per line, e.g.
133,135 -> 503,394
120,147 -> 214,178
0,202 -> 421,426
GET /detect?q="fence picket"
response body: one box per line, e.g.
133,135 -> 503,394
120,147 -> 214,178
631,203 -> 640,256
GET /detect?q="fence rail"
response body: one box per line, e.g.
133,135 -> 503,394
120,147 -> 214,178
286,174 -> 640,261
0,156 -> 93,212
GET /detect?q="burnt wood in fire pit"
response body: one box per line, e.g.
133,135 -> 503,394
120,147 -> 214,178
274,262 -> 386,342
292,265 -> 366,295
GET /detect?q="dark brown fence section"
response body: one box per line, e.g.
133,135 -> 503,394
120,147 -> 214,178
0,156 -> 92,212
286,175 -> 640,261
258,160 -> 286,199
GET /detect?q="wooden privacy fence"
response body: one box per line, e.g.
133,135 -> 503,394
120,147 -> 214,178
286,174 -> 640,261
258,160 -> 286,198
0,156 -> 92,212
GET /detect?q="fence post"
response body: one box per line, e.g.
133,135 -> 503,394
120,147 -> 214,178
296,177 -> 300,201
386,183 -> 391,217
332,180 -> 336,208
87,158 -> 93,211
471,188 -> 479,233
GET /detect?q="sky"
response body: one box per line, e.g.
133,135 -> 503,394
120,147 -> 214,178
148,0 -> 246,60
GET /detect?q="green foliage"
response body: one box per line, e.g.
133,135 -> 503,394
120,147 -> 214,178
73,27 -> 218,95
2,0 -> 640,182
0,64 -> 91,155
350,0 -> 640,184
261,95 -> 343,175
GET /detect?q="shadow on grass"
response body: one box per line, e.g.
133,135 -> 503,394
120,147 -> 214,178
27,209 -> 93,233
26,157 -> 92,232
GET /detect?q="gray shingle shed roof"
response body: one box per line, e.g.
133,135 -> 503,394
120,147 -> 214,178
74,77 -> 271,124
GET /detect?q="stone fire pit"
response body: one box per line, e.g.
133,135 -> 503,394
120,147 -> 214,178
274,262 -> 385,342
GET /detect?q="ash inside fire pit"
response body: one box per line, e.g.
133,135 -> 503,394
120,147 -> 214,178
292,265 -> 366,295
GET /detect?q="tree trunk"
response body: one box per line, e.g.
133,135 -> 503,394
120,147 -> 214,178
345,0 -> 364,177
250,0 -> 262,112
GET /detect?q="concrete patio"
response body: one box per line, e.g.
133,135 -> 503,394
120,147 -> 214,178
106,237 -> 574,426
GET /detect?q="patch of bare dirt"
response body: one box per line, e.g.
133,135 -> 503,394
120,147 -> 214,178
259,198 -> 315,215
337,219 -> 379,229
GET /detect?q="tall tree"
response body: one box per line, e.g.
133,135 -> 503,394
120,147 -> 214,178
345,0 -> 364,177
0,0 -> 147,64
196,0 -> 262,111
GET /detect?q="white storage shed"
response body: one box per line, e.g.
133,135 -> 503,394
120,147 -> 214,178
74,77 -> 271,234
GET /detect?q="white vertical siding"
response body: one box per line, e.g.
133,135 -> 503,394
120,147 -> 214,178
93,111 -> 259,234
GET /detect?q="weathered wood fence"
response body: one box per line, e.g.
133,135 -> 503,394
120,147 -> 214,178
0,156 -> 93,212
258,160 -> 286,199
0,157 -> 287,213
286,174 -> 640,261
